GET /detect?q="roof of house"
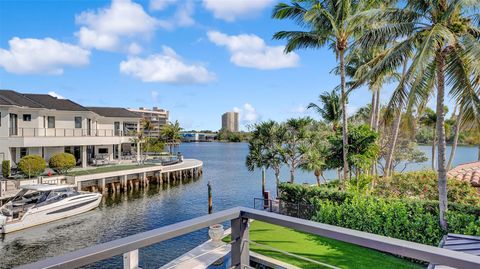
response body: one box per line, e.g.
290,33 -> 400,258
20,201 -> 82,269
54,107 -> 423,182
87,107 -> 141,118
448,161 -> 480,187
0,89 -> 88,111
0,89 -> 140,118
24,94 -> 89,111
0,90 -> 44,108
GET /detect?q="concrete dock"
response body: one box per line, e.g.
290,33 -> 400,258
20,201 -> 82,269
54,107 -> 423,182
0,159 -> 203,203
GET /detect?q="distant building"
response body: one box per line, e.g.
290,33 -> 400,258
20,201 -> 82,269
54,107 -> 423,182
128,107 -> 169,137
221,112 -> 239,132
181,132 -> 217,142
0,89 -> 141,168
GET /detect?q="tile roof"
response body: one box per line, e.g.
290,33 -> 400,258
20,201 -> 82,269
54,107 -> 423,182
0,89 -> 140,118
0,89 -> 88,111
86,107 -> 141,118
24,94 -> 89,111
0,90 -> 44,108
448,162 -> 480,187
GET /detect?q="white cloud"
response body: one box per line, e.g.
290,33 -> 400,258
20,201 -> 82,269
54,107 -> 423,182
0,37 -> 90,75
119,46 -> 216,84
127,42 -> 143,55
233,103 -> 261,126
75,0 -> 159,51
150,0 -> 177,10
174,1 -> 195,27
290,104 -> 307,114
48,91 -> 66,99
207,31 -> 299,70
203,0 -> 273,21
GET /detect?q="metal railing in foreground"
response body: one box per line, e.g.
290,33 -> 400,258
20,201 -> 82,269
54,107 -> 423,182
15,207 -> 480,269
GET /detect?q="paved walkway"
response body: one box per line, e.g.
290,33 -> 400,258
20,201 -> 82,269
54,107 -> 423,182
448,161 -> 480,187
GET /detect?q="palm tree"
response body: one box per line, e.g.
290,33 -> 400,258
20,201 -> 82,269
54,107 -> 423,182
246,121 -> 285,196
141,118 -> 154,156
272,0 -> 388,180
300,131 -> 328,186
359,0 -> 480,230
281,117 -> 313,183
161,120 -> 182,154
307,90 -> 341,131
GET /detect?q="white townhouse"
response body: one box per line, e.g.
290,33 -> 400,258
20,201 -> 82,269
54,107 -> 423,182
0,90 -> 141,169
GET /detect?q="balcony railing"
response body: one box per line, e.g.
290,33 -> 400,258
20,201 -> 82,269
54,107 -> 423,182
9,128 -> 134,137
14,207 -> 480,269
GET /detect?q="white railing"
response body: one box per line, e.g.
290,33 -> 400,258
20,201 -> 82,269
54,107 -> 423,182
9,128 -> 133,137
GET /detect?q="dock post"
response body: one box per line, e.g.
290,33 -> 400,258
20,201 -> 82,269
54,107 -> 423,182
143,172 -> 148,187
167,172 -> 170,184
101,178 -> 106,194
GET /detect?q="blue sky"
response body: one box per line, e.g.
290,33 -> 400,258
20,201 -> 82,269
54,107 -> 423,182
0,0 -> 401,130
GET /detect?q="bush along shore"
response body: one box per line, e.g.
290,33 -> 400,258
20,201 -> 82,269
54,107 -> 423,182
278,171 -> 480,247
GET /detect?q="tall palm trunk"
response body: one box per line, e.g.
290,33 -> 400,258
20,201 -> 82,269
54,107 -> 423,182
432,128 -> 436,170
289,164 -> 295,183
384,59 -> 408,177
436,51 -> 448,232
374,89 -> 381,131
370,90 -> 376,128
447,106 -> 463,170
274,168 -> 280,197
339,49 -> 349,181
385,111 -> 402,176
314,170 -> 322,186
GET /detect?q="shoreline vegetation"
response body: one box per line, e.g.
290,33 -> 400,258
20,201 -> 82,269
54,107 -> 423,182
241,0 -> 480,265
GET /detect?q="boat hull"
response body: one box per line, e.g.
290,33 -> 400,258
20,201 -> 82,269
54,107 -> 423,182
1,193 -> 102,234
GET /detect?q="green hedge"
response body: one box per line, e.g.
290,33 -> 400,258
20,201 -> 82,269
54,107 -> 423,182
2,160 -> 10,178
279,183 -> 480,246
18,155 -> 46,177
49,152 -> 76,175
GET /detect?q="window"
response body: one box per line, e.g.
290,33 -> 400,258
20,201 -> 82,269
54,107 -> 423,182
47,116 -> 55,128
20,147 -> 28,158
23,114 -> 31,121
75,117 -> 82,128
98,148 -> 108,154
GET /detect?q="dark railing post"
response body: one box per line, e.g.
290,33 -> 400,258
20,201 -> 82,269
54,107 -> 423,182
231,216 -> 250,269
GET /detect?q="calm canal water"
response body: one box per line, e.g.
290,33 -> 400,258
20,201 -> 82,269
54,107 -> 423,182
0,143 -> 478,269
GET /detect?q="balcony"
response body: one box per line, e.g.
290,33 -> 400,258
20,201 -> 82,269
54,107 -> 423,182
9,128 -> 132,137
15,207 -> 480,269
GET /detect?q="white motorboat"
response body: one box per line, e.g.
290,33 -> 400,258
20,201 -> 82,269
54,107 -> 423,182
0,184 -> 102,234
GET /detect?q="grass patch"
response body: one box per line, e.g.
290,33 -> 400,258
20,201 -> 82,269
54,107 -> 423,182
68,164 -> 156,176
227,221 -> 421,269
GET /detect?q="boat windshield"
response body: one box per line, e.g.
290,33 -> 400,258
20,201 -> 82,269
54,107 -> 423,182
36,188 -> 80,206
10,190 -> 43,205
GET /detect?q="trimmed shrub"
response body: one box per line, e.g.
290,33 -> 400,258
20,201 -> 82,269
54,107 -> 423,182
312,196 -> 480,246
2,160 -> 10,178
49,153 -> 76,175
279,182 -> 480,246
18,155 -> 46,178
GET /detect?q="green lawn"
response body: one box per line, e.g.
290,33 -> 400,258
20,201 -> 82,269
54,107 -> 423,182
240,221 -> 421,269
68,164 -> 155,176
